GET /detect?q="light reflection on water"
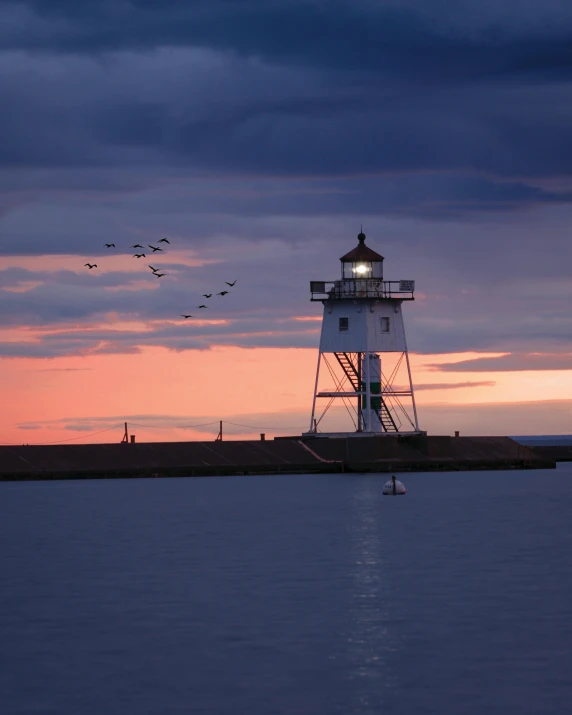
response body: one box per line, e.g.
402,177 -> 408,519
345,478 -> 397,712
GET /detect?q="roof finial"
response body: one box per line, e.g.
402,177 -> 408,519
357,226 -> 366,243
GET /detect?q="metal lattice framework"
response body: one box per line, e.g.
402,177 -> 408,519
309,350 -> 419,434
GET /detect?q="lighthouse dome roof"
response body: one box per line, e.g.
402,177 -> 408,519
340,231 -> 384,262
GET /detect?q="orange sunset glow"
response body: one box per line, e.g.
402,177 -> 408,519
3,344 -> 571,445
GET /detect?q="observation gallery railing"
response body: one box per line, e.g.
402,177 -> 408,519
310,279 -> 415,301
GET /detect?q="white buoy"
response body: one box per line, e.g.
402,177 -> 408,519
383,475 -> 406,495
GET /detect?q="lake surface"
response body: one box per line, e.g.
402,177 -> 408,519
1,465 -> 572,715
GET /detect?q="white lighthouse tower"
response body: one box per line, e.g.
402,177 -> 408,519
307,231 -> 422,436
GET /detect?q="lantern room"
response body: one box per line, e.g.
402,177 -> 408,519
340,231 -> 384,280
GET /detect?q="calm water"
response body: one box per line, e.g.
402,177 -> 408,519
1,465 -> 572,715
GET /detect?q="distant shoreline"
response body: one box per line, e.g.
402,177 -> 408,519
512,435 -> 572,447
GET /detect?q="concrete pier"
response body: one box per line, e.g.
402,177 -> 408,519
0,435 -> 554,481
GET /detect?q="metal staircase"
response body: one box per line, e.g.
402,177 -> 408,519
334,352 -> 360,390
334,352 -> 399,432
376,399 -> 398,432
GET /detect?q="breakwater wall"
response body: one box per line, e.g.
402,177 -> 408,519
530,445 -> 572,462
0,435 -> 553,482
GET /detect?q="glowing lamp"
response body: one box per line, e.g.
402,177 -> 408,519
353,264 -> 370,275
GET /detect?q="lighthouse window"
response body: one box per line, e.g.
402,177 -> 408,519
339,317 -> 349,332
381,317 -> 390,333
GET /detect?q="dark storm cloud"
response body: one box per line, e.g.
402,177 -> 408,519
1,172 -> 570,260
0,246 -> 323,356
0,50 -> 571,181
1,2 -> 572,181
37,367 -> 92,371
0,322 -> 320,358
410,312 -> 572,355
0,237 -> 317,327
433,353 -> 572,372
0,268 -> 169,323
0,0 -> 571,360
413,381 -> 496,390
5,0 -> 572,83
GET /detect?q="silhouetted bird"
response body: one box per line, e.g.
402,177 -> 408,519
154,273 -> 167,278
105,243 -> 115,248
158,238 -> 170,244
217,290 -> 229,296
148,245 -> 163,252
133,253 -> 146,258
84,263 -> 97,269
131,244 -> 144,248
197,305 -> 208,309
181,314 -> 194,319
148,265 -> 159,272
225,280 -> 237,287
202,293 -> 212,298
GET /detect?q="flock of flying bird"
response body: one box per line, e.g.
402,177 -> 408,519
84,237 -> 237,320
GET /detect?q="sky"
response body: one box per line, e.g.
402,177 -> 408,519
1,0 -> 572,443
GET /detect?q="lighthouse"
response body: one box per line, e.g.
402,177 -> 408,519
307,231 -> 422,436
